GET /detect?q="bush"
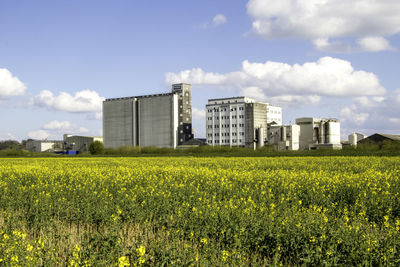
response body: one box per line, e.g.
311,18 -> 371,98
89,141 -> 105,155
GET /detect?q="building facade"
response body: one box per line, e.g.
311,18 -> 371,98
295,117 -> 341,150
63,134 -> 103,152
103,83 -> 193,149
267,124 -> 300,151
205,97 -> 282,147
348,132 -> 367,146
26,140 -> 63,152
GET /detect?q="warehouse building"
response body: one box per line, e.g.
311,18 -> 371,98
103,83 -> 193,149
357,133 -> 400,145
26,140 -> 63,153
63,134 -> 103,152
295,117 -> 341,150
205,97 -> 282,148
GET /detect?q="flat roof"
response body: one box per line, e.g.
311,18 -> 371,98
105,92 -> 174,102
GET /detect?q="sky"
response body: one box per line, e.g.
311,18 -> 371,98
1,0 -> 400,141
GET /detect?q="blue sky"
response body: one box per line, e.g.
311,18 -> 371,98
1,0 -> 400,141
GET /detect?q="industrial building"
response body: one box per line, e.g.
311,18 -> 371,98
295,117 -> 341,150
26,140 -> 63,153
26,135 -> 103,153
63,134 -> 103,152
103,83 -> 193,149
267,124 -> 300,151
348,132 -> 367,146
205,97 -> 282,148
357,133 -> 400,145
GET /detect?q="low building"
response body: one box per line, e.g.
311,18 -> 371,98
296,117 -> 341,150
205,96 -> 282,148
358,133 -> 400,145
63,134 -> 103,152
267,124 -> 300,151
26,140 -> 63,153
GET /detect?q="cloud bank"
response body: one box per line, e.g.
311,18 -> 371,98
247,0 -> 400,52
166,57 -> 385,106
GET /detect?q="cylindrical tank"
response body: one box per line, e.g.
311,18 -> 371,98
319,122 -> 325,144
257,128 -> 264,148
281,127 -> 287,141
349,133 -> 357,146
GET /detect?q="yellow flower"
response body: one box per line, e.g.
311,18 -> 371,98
200,238 -> 208,245
136,245 -> 146,257
118,256 -> 130,267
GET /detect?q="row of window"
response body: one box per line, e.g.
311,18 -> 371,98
207,114 -> 245,121
208,139 -> 243,144
207,132 -> 245,137
268,110 -> 281,114
207,123 -> 245,129
207,106 -> 245,113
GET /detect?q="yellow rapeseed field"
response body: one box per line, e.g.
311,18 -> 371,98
0,156 -> 399,265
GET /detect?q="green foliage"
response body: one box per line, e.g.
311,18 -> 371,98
0,140 -> 22,150
89,141 -> 104,155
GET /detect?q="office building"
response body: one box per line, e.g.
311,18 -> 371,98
103,83 -> 193,149
205,97 -> 282,148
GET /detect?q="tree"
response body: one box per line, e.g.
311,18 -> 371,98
0,140 -> 22,150
89,141 -> 104,155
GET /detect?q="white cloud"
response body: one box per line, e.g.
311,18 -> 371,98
213,14 -> 227,26
340,106 -> 370,126
247,0 -> 400,52
357,36 -> 395,52
31,89 -> 104,113
0,68 -> 27,97
28,130 -> 52,140
192,107 -> 205,120
166,57 -> 385,105
165,68 -> 227,86
200,14 -> 228,28
42,120 -> 89,134
27,120 -> 91,140
313,38 -> 352,53
340,89 -> 400,133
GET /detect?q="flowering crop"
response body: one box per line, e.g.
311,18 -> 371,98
0,156 -> 400,265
